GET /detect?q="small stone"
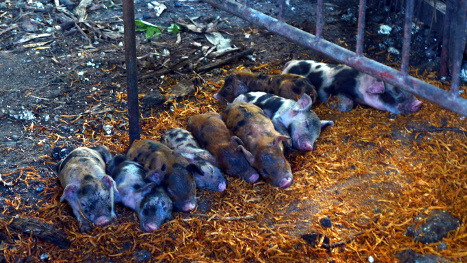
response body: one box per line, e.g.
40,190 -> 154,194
378,25 -> 392,35
133,250 -> 151,262
320,217 -> 332,228
397,249 -> 450,263
143,90 -> 165,106
406,209 -> 460,244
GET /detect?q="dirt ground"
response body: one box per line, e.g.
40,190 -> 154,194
0,0 -> 466,262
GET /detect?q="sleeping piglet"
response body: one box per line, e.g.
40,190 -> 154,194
222,102 -> 293,188
282,60 -> 422,114
127,139 -> 197,212
213,72 -> 318,104
161,128 -> 227,192
187,112 -> 260,184
107,154 -> 173,232
57,145 -> 117,232
234,92 -> 334,151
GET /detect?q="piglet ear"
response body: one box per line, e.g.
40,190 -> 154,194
366,77 -> 385,94
295,93 -> 312,111
181,152 -> 197,163
273,135 -> 290,148
60,184 -> 79,203
238,145 -> 255,166
102,175 -> 118,193
145,170 -> 165,185
231,136 -> 245,147
320,120 -> 334,129
91,145 -> 112,164
138,182 -> 158,195
187,163 -> 204,176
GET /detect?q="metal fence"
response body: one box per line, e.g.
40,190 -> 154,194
203,0 -> 467,116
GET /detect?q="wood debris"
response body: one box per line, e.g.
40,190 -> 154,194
1,63 -> 466,262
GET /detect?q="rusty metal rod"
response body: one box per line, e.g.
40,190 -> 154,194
400,0 -> 414,78
316,0 -> 323,39
449,0 -> 467,96
202,0 -> 467,116
356,0 -> 366,56
439,0 -> 451,78
123,0 -> 140,143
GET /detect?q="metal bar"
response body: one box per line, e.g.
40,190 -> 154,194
356,0 -> 367,56
202,0 -> 467,116
439,0 -> 452,78
316,0 -> 323,39
122,0 -> 140,143
449,0 -> 467,96
401,0 -> 414,78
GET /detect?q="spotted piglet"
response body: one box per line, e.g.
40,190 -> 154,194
282,60 -> 422,114
107,154 -> 173,232
127,139 -> 198,212
187,112 -> 260,184
222,102 -> 293,188
234,92 -> 334,151
213,72 -> 318,104
161,128 -> 227,192
57,146 -> 117,232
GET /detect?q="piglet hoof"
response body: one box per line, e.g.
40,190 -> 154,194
80,222 -> 93,233
279,177 -> 293,189
143,223 -> 159,232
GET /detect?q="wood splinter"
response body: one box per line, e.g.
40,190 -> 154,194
183,213 -> 256,221
0,214 -> 71,249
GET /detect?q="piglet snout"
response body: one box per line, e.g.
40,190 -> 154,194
299,142 -> 314,151
183,202 -> 196,212
411,100 -> 423,112
143,223 -> 159,232
218,182 -> 227,192
213,93 -> 225,103
279,177 -> 293,189
95,216 -> 112,227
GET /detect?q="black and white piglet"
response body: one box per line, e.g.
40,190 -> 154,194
282,60 -> 422,114
234,92 -> 333,151
107,155 -> 173,232
161,128 -> 227,192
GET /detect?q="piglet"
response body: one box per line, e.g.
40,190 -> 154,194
282,60 -> 422,114
127,139 -> 197,212
234,92 -> 334,151
161,128 -> 227,192
107,154 -> 173,232
213,72 -> 318,104
187,112 -> 260,184
222,102 -> 293,188
57,146 -> 117,232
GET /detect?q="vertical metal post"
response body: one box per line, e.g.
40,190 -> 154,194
400,0 -> 414,78
356,0 -> 367,56
449,0 -> 467,96
122,0 -> 140,143
316,0 -> 324,39
439,0 -> 452,78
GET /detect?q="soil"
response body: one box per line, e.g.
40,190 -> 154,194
0,0 -> 466,262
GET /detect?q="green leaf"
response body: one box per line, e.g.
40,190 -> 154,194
167,24 -> 181,34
